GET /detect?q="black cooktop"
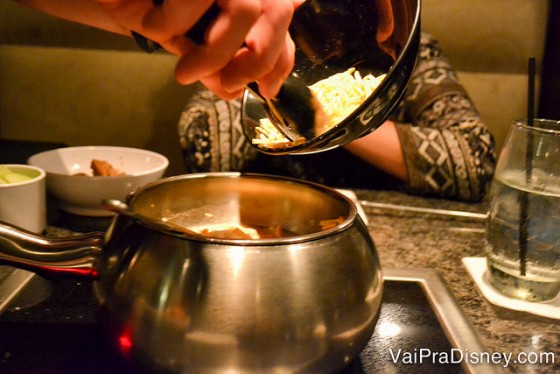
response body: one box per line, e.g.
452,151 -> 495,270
0,273 -> 472,374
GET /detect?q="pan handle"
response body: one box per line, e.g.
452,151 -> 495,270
0,221 -> 103,279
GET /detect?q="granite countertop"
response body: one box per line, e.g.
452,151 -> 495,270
355,189 -> 560,373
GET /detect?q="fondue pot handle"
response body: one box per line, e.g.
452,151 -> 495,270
0,221 -> 103,278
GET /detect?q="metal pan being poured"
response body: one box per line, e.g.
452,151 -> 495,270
180,1 -> 339,144
242,0 -> 421,155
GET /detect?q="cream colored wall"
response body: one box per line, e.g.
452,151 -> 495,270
421,0 -> 549,152
0,0 -> 551,172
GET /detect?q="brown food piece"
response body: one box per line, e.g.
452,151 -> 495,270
319,216 -> 344,230
199,227 -> 255,240
91,159 -> 125,176
256,225 -> 284,239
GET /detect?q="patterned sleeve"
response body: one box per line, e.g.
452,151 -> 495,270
393,33 -> 496,202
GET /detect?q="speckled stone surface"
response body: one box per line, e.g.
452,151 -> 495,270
355,190 -> 560,373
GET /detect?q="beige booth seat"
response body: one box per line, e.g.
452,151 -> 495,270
0,0 -> 550,174
422,0 -> 549,152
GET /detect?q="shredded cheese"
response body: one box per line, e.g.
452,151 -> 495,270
251,117 -> 293,147
252,68 -> 385,147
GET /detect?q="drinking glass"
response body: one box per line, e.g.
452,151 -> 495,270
485,118 -> 560,302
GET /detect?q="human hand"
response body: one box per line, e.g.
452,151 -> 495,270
95,0 -> 301,100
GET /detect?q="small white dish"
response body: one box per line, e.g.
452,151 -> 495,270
0,164 -> 46,233
28,146 -> 168,217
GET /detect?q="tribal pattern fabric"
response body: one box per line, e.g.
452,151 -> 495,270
178,88 -> 257,172
394,33 -> 496,201
178,33 -> 496,202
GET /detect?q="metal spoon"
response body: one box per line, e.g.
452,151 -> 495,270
102,199 -> 206,238
245,79 -> 326,142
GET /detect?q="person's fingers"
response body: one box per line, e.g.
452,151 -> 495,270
95,0 -> 211,56
201,33 -> 294,100
97,0 -> 297,98
174,0 -> 261,85
142,0 -> 214,42
218,0 -> 294,96
94,0 -> 150,32
200,74 -> 245,101
250,34 -> 295,98
292,0 -> 306,7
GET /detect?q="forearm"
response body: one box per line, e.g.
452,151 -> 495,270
14,0 -> 130,35
386,33 -> 496,201
343,120 -> 408,181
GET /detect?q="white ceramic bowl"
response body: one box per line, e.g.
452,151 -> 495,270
28,146 -> 169,216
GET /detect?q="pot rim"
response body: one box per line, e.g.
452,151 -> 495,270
123,172 -> 360,246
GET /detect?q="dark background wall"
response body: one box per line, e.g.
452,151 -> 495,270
539,0 -> 559,120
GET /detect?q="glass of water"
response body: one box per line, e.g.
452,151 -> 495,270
486,118 -> 560,302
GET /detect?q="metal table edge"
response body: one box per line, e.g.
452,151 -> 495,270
383,268 -> 500,374
0,267 -> 36,312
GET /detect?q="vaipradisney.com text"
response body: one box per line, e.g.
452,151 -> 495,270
389,348 -> 556,368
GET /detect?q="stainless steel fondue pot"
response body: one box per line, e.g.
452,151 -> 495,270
0,173 -> 383,373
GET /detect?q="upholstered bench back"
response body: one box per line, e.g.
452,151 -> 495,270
422,0 -> 549,151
